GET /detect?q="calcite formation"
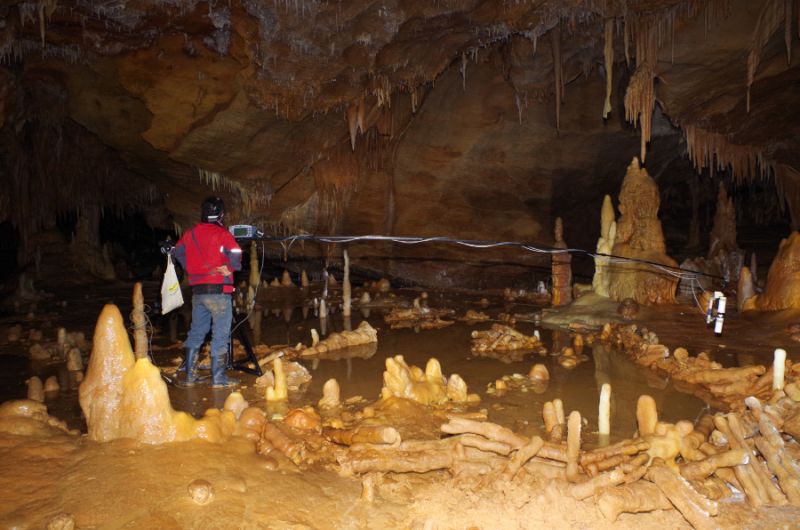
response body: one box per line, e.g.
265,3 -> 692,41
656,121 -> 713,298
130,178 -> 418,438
606,158 -> 678,305
748,232 -> 800,311
79,304 -> 261,444
381,356 -> 477,405
78,304 -> 136,442
593,195 -> 617,298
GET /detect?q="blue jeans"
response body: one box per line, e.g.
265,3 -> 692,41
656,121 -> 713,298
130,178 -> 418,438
185,294 -> 232,358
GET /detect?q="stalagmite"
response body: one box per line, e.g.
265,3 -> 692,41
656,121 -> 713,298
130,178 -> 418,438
529,364 -> 549,382
311,328 -> 320,347
301,270 -> 309,288
66,348 -> 83,371
281,270 -> 293,287
44,376 -> 59,393
319,378 -> 341,409
132,282 -> 148,360
343,249 -> 351,317
79,304 -> 136,442
607,158 -> 678,305
738,266 -> 755,311
602,18 -> 614,119
593,195 -> 617,297
266,358 -> 288,402
223,392 -> 248,419
249,241 -> 260,290
636,395 -> 658,436
27,376 -> 44,402
774,348 -> 787,391
599,383 -> 611,437
551,217 -> 572,306
319,298 -> 328,319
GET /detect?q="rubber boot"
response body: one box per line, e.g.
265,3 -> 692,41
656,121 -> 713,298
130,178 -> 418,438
175,347 -> 201,388
210,349 -> 239,388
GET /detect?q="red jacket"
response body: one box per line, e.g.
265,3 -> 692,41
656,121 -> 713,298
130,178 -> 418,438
173,223 -> 242,293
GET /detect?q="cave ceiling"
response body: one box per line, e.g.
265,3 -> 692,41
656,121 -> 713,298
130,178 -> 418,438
0,0 -> 799,283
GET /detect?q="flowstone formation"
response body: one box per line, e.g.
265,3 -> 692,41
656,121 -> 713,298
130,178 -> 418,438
607,158 -> 678,305
79,304 -> 264,444
747,232 -> 800,311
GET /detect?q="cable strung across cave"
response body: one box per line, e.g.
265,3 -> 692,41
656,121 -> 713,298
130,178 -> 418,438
251,233 -> 726,283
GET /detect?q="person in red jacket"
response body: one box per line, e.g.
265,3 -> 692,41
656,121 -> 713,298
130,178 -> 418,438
172,197 -> 242,388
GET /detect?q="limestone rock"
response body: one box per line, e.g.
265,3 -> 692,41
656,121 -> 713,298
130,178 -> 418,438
188,479 -> 215,505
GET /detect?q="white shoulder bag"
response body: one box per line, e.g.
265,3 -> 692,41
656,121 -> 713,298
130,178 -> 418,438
160,254 -> 184,314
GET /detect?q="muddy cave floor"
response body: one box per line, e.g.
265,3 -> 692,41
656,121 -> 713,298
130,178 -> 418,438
2,280 -> 800,529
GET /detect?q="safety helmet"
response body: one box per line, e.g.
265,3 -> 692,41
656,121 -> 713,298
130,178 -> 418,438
201,196 -> 225,224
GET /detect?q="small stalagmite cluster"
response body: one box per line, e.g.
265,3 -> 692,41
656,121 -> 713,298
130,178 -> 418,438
381,356 -> 478,405
78,304 -> 264,444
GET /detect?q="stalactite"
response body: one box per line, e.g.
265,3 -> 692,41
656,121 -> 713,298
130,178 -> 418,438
683,125 -> 769,182
603,18 -> 614,119
356,96 -> 365,134
550,23 -> 562,131
786,0 -> 793,64
346,103 -> 359,151
747,0 -> 785,113
624,65 -> 654,163
410,86 -> 419,114
460,52 -> 467,91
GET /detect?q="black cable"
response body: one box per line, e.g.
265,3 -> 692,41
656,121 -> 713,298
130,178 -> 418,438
244,233 -> 727,283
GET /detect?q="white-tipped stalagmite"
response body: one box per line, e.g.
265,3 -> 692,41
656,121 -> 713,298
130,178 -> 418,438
311,328 -> 320,347
593,195 -> 616,297
266,358 -> 288,402
774,348 -> 787,390
599,383 -> 612,436
319,378 -> 341,409
343,249 -> 352,317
